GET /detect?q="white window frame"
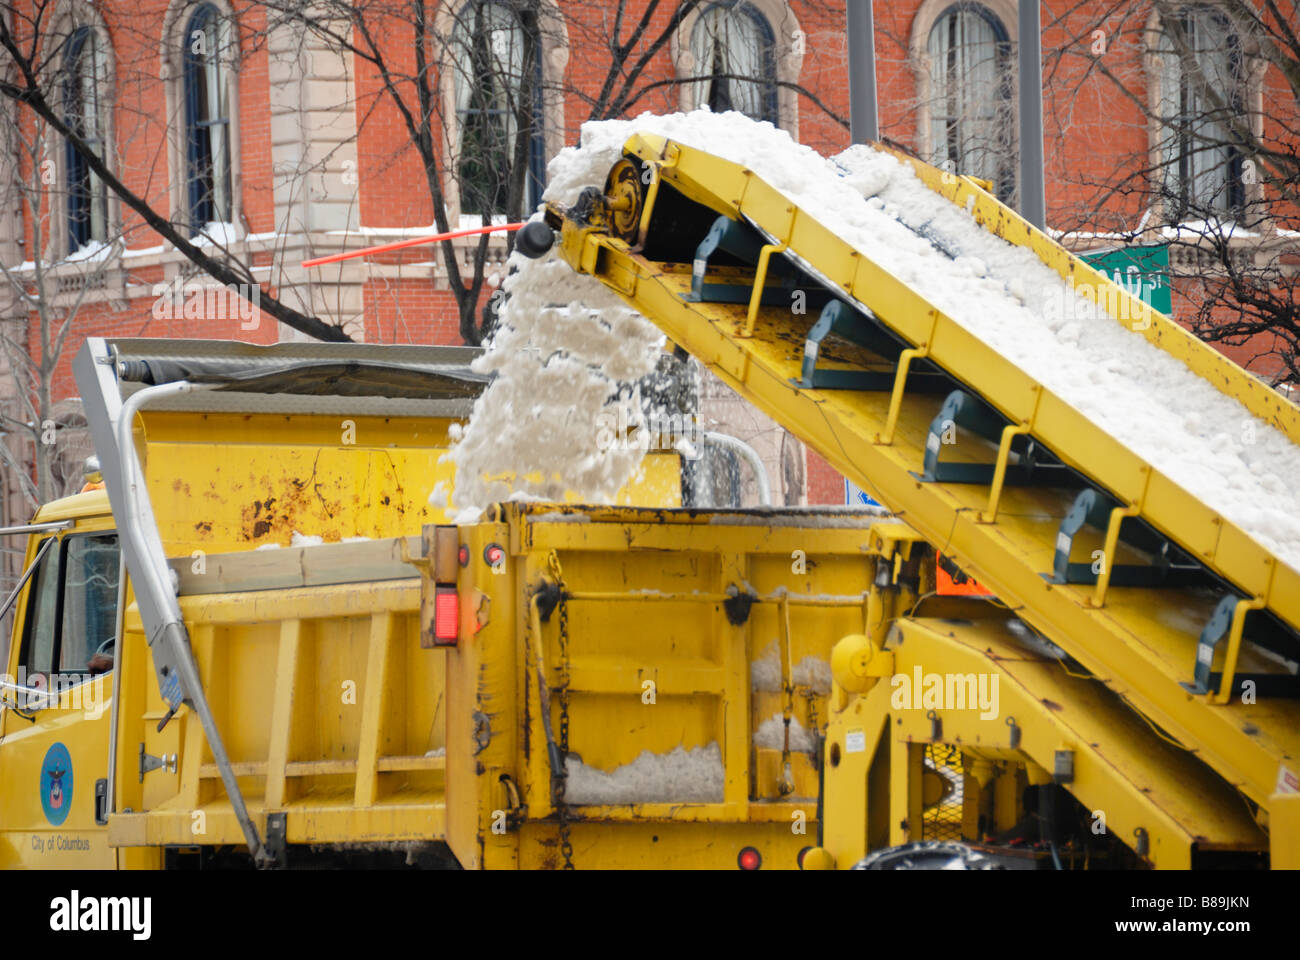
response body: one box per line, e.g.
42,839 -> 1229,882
1142,3 -> 1268,227
160,0 -> 244,243
40,0 -> 120,263
673,0 -> 803,137
434,0 -> 568,227
909,0 -> 1019,204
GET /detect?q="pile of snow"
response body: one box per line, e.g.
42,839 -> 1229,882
750,642 -> 832,695
753,713 -> 818,753
825,145 -> 1300,573
445,190 -> 667,508
253,530 -> 372,550
564,743 -> 723,805
448,107 -> 1300,573
193,221 -> 238,247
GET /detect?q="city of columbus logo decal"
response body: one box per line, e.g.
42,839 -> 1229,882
40,742 -> 73,826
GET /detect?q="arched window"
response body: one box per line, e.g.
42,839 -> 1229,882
689,2 -> 778,124
63,25 -> 109,252
182,3 -> 233,230
926,3 -> 1016,203
1155,6 -> 1243,220
450,0 -> 544,220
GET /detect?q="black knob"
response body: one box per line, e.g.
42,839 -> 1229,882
516,221 -> 556,259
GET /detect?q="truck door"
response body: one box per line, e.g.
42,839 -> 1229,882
0,530 -> 119,868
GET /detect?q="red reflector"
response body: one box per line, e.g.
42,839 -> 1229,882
737,847 -> 762,871
434,587 -> 459,645
458,545 -> 470,567
484,543 -> 505,567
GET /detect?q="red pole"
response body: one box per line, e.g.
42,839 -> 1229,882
301,221 -> 526,268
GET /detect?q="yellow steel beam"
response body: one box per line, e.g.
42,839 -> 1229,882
263,619 -> 301,811
514,820 -> 811,870
354,612 -> 396,808
514,508 -> 881,556
823,617 -> 1267,868
820,683 -> 890,866
882,146 -> 1300,445
108,799 -> 447,847
446,520 -> 520,870
1273,793 -> 1300,869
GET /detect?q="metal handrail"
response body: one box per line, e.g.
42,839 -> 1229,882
0,521 -> 72,538
115,379 -> 269,866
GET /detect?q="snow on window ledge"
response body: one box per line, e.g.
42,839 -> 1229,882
191,221 -> 241,247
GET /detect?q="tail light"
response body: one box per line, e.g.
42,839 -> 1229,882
737,846 -> 762,870
421,525 -> 460,648
433,585 -> 459,645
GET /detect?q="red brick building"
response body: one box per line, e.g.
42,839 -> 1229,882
1,0 -> 1296,516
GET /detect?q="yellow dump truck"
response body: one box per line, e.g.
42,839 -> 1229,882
1,336 -> 891,870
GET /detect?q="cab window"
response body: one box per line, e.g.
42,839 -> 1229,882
19,533 -> 120,684
60,535 -> 120,673
20,539 -> 61,678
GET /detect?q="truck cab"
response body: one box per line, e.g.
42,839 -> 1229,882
0,489 -> 128,867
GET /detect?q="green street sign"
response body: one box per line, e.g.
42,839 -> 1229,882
1079,243 -> 1172,315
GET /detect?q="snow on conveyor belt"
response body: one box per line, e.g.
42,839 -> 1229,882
448,109 -> 1300,575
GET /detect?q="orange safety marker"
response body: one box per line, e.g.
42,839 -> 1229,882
301,221 -> 526,268
936,552 -> 994,598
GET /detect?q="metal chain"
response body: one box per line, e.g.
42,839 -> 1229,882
556,590 -> 574,869
547,551 -> 575,870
